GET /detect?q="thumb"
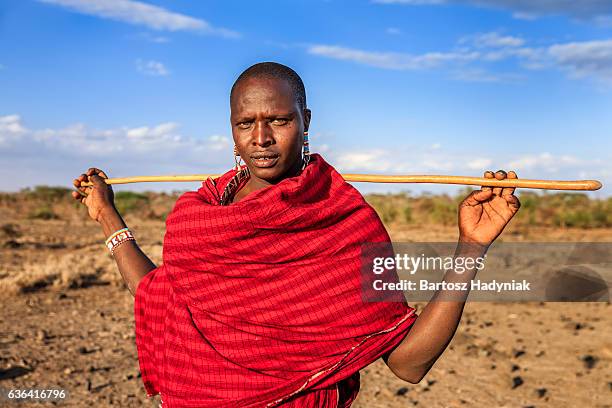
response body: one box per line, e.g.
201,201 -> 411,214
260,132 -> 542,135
462,189 -> 493,206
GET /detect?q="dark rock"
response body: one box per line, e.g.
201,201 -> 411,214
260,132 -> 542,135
512,376 -> 524,389
514,350 -> 526,358
511,364 -> 521,372
396,387 -> 409,396
91,382 -> 112,393
582,355 -> 598,369
78,346 -> 100,354
3,240 -> 22,248
536,388 -> 547,398
0,365 -> 31,380
89,365 -> 112,372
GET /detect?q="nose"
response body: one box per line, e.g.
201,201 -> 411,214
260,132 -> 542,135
252,121 -> 273,147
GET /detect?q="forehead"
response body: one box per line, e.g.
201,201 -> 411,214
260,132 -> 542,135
231,76 -> 297,115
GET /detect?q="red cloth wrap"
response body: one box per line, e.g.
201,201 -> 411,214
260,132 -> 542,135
134,154 -> 417,407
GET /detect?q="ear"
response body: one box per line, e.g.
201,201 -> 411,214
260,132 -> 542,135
303,108 -> 312,132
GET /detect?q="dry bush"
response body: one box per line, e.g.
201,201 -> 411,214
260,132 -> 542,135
0,244 -> 164,295
0,251 -> 116,295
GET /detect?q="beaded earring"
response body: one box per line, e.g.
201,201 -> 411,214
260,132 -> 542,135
233,145 -> 243,171
302,131 -> 311,169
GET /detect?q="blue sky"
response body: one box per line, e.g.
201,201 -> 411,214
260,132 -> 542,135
1,0 -> 611,196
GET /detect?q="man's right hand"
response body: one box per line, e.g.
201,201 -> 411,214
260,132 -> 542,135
72,167 -> 116,223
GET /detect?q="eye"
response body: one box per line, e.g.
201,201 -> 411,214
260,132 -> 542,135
237,121 -> 252,129
271,118 -> 289,125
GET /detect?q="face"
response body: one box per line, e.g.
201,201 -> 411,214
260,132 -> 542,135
230,76 -> 311,184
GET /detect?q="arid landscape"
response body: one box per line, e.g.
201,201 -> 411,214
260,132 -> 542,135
1,187 -> 610,407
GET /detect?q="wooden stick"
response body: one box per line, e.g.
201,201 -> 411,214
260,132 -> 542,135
78,174 -> 602,191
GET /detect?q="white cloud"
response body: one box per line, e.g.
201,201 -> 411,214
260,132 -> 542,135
0,115 -> 27,134
136,59 -> 169,76
206,134 -> 232,151
126,122 -> 179,140
507,152 -> 582,172
451,67 -> 524,83
308,35 -> 612,85
548,39 -> 612,81
2,116 -> 608,194
334,150 -> 395,172
462,32 -> 525,48
324,144 -> 608,185
0,114 -> 236,191
385,27 -> 402,35
467,158 -> 493,169
308,44 -> 480,70
0,115 -> 28,147
38,0 -> 239,38
372,0 -> 612,21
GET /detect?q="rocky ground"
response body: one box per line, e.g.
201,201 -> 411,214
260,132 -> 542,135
1,213 -> 610,407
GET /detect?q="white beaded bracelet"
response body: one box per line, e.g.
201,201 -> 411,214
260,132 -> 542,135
105,228 -> 135,255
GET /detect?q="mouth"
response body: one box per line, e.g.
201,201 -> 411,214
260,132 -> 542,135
250,152 -> 280,168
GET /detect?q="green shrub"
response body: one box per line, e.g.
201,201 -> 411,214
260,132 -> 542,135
114,191 -> 150,214
24,186 -> 72,202
28,206 -> 59,220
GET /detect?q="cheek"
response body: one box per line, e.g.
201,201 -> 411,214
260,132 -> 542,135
232,131 -> 249,148
279,131 -> 302,154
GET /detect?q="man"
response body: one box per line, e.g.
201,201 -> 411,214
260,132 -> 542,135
72,62 -> 520,407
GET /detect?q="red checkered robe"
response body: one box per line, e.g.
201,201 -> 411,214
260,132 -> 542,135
134,153 -> 417,407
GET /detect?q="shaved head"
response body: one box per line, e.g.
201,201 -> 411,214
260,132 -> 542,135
230,62 -> 307,111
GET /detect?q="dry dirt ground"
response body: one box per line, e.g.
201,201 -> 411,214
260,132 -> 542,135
1,216 -> 611,407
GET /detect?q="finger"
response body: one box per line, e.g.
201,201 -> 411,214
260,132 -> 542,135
76,173 -> 89,188
89,174 -> 106,187
73,187 -> 88,198
505,194 -> 521,211
502,170 -> 517,197
482,170 -> 494,192
74,174 -> 88,187
493,170 -> 507,196
97,170 -> 109,179
461,189 -> 493,207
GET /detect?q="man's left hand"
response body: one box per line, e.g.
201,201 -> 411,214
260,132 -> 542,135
458,169 -> 521,246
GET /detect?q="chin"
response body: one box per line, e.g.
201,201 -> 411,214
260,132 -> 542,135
249,165 -> 285,181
